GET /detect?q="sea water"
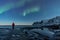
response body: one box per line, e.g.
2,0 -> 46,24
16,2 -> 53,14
0,25 -> 32,28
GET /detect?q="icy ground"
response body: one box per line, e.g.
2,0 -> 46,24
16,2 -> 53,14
0,28 -> 59,40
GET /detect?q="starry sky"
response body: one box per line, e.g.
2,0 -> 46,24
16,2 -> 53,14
0,0 -> 60,25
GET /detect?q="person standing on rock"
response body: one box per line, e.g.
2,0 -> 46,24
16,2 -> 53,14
12,22 -> 15,30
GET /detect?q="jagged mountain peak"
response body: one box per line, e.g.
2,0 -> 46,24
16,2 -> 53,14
33,16 -> 60,25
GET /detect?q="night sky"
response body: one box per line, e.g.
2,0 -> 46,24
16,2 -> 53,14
0,0 -> 60,25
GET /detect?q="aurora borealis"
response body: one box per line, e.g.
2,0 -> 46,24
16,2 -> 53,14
23,6 -> 40,16
0,0 -> 60,25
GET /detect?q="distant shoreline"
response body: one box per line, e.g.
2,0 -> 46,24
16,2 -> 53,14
0,25 -> 32,26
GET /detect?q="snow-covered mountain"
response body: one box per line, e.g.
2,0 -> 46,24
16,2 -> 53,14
33,16 -> 60,26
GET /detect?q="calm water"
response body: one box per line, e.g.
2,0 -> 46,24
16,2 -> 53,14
0,25 -> 32,28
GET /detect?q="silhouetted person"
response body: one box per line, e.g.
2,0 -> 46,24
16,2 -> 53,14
12,22 -> 15,30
